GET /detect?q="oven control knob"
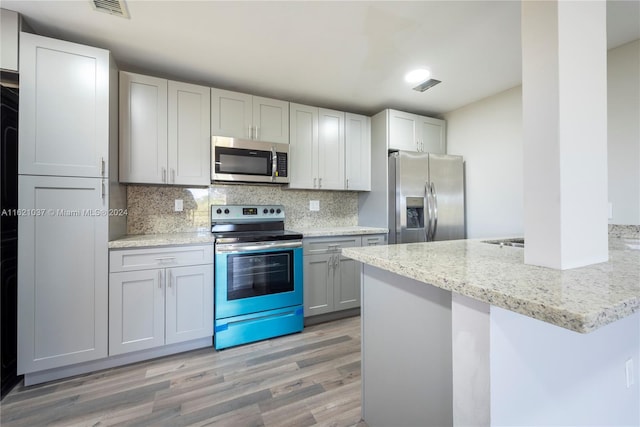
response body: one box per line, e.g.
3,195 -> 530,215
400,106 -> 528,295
276,208 -> 281,214
224,208 -> 230,214
263,208 -> 268,214
270,208 -> 275,214
216,208 -> 222,214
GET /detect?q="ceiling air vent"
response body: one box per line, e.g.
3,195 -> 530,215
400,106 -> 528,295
91,0 -> 129,18
413,79 -> 441,92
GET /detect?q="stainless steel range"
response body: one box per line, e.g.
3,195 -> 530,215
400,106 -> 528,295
211,205 -> 303,350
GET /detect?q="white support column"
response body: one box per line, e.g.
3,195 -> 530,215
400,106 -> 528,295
522,0 -> 609,269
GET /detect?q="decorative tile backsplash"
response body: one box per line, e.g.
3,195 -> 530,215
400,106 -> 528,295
126,184 -> 359,235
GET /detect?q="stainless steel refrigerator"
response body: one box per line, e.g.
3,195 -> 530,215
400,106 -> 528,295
388,151 -> 465,244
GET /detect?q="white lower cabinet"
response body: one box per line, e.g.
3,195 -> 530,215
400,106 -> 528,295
18,176 -> 109,374
303,234 -> 387,317
108,245 -> 213,356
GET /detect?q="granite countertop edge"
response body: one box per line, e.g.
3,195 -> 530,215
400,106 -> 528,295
289,226 -> 388,237
109,232 -> 215,249
109,226 -> 389,248
342,238 -> 640,334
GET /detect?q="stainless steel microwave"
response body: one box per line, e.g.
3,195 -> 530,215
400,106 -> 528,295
211,136 -> 289,184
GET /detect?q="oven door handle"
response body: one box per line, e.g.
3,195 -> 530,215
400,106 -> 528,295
215,240 -> 302,253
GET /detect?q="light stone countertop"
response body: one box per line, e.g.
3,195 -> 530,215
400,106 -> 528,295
288,226 -> 388,238
109,232 -> 215,249
342,237 -> 640,333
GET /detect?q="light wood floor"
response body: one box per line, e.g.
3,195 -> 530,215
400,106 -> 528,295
1,316 -> 365,427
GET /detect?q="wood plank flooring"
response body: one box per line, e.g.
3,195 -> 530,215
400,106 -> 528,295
0,316 -> 365,427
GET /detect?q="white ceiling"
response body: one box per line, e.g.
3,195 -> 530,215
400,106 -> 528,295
3,1 -> 639,117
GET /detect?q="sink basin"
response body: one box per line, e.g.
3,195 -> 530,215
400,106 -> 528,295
482,238 -> 525,248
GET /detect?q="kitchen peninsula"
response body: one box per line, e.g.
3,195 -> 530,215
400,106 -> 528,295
342,234 -> 640,427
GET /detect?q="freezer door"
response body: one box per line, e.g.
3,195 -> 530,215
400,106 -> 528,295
428,154 -> 465,241
389,151 -> 430,244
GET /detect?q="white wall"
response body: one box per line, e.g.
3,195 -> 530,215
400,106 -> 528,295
608,40 -> 640,226
444,86 -> 524,239
444,40 -> 640,237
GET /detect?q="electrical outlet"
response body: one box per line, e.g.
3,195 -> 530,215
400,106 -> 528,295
174,199 -> 183,212
309,200 -> 320,211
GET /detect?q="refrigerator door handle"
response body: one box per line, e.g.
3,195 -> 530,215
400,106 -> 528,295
431,182 -> 439,240
425,181 -> 432,242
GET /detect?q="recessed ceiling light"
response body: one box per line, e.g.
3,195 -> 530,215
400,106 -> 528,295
404,68 -> 431,84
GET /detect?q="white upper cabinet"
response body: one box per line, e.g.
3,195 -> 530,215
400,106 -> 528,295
290,104 -> 371,191
211,88 -> 289,144
318,108 -> 345,190
119,72 -> 168,184
168,81 -> 211,186
19,33 -> 110,178
345,113 -> 371,191
289,103 -> 318,189
120,71 -> 210,185
289,104 -> 345,190
388,109 -> 446,154
1,9 -> 19,71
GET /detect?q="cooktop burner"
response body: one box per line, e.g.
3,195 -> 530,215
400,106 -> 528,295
211,204 -> 302,243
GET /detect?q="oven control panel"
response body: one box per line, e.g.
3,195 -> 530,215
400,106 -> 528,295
211,205 -> 285,221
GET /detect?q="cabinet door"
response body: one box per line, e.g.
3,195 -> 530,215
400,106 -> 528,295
318,108 -> 345,190
345,113 -> 371,191
1,9 -> 19,71
362,234 -> 387,246
168,81 -> 211,186
418,116 -> 446,154
304,253 -> 334,317
19,33 -> 110,177
210,88 -> 252,139
335,255 -> 361,311
252,96 -> 289,144
388,109 -> 419,152
109,269 -> 165,355
165,265 -> 213,345
289,103 -> 318,189
119,72 -> 168,184
18,176 -> 108,373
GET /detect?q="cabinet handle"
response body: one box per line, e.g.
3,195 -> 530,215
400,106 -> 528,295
328,254 -> 334,272
101,157 -> 106,176
255,126 -> 259,140
171,168 -> 175,184
162,167 -> 167,183
313,178 -> 317,188
101,181 -> 106,201
318,177 -> 322,188
346,179 -> 349,189
168,270 -> 172,288
155,256 -> 176,265
158,270 -> 163,288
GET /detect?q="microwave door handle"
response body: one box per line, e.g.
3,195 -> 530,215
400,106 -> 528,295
271,147 -> 277,182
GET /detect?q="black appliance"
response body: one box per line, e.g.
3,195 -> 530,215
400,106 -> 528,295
1,82 -> 20,398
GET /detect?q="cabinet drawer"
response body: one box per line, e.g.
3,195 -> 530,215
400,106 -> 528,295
110,245 -> 213,272
303,236 -> 361,255
362,234 -> 387,246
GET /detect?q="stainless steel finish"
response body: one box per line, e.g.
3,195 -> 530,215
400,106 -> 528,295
214,240 -> 302,254
211,136 -> 289,184
271,147 -> 277,182
388,151 -> 464,244
431,182 -> 439,240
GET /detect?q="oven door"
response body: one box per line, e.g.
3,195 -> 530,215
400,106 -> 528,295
214,240 -> 303,319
